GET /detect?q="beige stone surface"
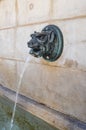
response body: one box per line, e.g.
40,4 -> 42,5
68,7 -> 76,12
0,59 -> 16,90
17,62 -> 86,122
0,0 -> 16,29
17,0 -> 51,25
55,18 -> 86,70
53,0 -> 86,19
15,19 -> 86,71
0,29 -> 15,59
0,0 -> 86,127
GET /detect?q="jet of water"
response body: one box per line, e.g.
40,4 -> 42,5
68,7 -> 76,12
10,57 -> 30,130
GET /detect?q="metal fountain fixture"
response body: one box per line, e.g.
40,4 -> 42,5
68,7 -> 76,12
27,25 -> 63,62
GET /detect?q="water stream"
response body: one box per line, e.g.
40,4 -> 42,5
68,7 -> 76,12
9,57 -> 30,130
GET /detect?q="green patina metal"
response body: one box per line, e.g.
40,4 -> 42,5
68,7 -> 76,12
27,25 -> 63,62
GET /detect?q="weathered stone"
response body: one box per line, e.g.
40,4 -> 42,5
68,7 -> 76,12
0,29 -> 15,59
53,19 -> 86,70
0,0 -> 16,29
0,86 -> 85,130
17,0 -> 51,25
53,0 -> 86,19
0,59 -> 16,91
0,0 -> 86,128
17,62 -> 86,122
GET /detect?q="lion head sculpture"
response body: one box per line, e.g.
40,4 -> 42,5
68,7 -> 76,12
27,25 -> 63,62
27,30 -> 55,58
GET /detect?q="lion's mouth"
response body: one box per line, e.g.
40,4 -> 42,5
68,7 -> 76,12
33,48 -> 40,52
29,48 -> 41,57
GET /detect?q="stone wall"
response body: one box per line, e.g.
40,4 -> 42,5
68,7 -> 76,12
0,0 -> 86,128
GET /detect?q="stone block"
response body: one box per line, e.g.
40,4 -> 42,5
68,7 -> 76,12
53,19 -> 86,70
53,0 -> 86,19
17,62 -> 86,122
0,59 -> 16,90
0,0 -> 16,29
17,0 -> 51,25
0,29 -> 15,59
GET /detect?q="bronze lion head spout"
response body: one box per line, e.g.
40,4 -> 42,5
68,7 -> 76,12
27,25 -> 63,62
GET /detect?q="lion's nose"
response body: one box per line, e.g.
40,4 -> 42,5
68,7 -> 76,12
27,41 -> 33,48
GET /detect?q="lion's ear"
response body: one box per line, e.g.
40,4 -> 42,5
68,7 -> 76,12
49,31 -> 55,43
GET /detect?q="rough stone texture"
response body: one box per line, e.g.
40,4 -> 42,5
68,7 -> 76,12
17,0 -> 51,25
0,86 -> 86,130
0,0 -> 16,29
49,19 -> 86,70
0,59 -> 16,91
17,62 -> 86,122
0,0 -> 86,128
0,29 -> 15,59
53,0 -> 86,19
